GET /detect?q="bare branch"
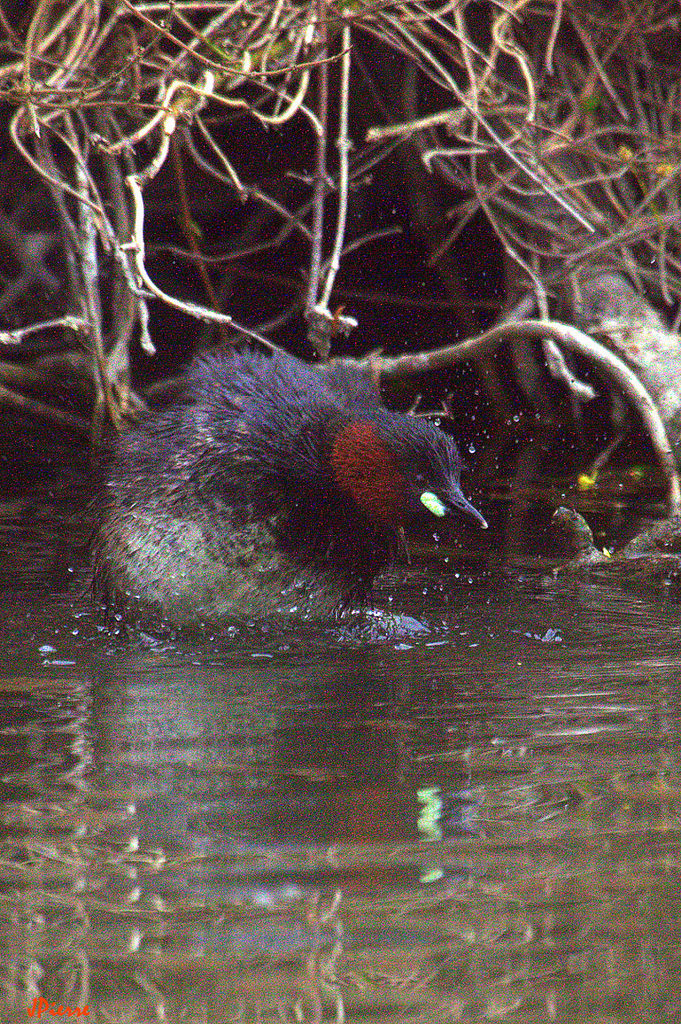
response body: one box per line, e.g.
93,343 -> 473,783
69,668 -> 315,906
371,320 -> 681,515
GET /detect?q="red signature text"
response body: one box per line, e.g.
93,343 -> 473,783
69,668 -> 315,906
27,998 -> 89,1018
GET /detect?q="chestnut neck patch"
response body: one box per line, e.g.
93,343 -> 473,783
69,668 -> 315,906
330,420 -> 407,526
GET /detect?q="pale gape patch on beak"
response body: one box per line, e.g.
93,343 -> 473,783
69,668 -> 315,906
420,486 -> 488,529
420,490 -> 447,517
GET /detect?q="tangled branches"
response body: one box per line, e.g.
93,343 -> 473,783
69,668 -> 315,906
0,0 -> 678,450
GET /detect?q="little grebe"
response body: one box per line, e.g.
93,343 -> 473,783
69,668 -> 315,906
92,347 -> 486,623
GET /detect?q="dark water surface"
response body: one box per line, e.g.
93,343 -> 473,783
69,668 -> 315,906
1,431 -> 681,1023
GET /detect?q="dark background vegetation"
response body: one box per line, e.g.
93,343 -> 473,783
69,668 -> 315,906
0,0 -> 678,489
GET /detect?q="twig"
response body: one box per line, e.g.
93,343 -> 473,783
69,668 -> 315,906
336,224 -> 403,260
569,11 -> 631,122
381,9 -> 597,234
543,341 -> 597,402
256,66 -> 312,126
9,110 -> 102,213
0,316 -> 86,345
126,152 -> 282,353
192,117 -> 247,200
491,2 -> 536,122
588,429 -> 629,477
319,24 -> 352,310
366,106 -> 467,141
103,72 -> 218,157
565,210 -> 681,270
96,112 -> 146,360
127,172 -> 234,326
170,135 -> 231,344
305,2 -> 328,319
371,319 -> 681,515
545,0 -> 563,74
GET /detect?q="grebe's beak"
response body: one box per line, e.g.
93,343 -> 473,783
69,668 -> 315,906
420,483 -> 488,529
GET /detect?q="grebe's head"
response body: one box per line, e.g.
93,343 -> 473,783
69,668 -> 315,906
329,413 -> 487,532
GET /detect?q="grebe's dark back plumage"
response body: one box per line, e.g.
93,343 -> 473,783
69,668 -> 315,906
92,346 -> 485,624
